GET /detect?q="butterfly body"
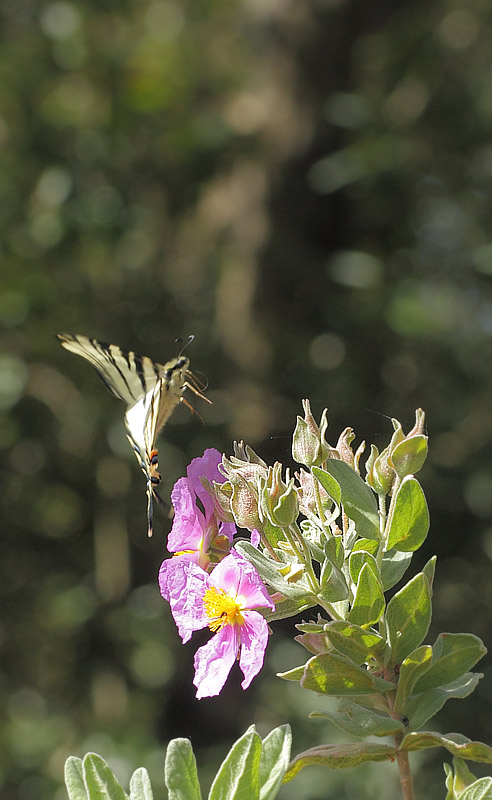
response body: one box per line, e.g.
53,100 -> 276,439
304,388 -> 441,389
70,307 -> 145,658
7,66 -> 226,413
57,333 -> 207,536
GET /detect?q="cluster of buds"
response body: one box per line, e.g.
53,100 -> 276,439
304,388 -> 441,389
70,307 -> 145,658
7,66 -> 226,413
207,443 -> 299,535
204,404 -> 428,548
366,408 -> 427,495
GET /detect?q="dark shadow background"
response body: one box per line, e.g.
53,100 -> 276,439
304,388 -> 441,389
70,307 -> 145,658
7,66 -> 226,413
1,1 -> 492,798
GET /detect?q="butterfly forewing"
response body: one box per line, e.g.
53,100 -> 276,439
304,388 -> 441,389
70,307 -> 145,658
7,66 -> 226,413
57,332 -> 167,405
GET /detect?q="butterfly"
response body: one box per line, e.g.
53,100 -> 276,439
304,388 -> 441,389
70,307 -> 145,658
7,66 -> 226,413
57,333 -> 209,536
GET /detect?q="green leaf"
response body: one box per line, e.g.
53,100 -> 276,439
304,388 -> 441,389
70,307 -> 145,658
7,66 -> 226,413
313,463 -> 380,540
324,620 -> 385,665
444,757 -> 479,799
82,754 -> 128,800
209,726 -> 261,800
300,653 -> 395,696
277,664 -> 306,682
319,537 -> 349,602
404,673 -> 483,731
129,769 -> 153,800
261,596 -> 317,623
381,549 -> 412,590
283,742 -> 396,781
444,760 -> 455,800
65,757 -> 88,800
165,738 -> 202,800
385,477 -> 429,552
324,535 -> 345,567
385,572 -> 431,665
352,538 -> 379,555
348,562 -> 385,627
422,555 -> 437,596
311,699 -> 405,738
313,467 -> 341,505
259,725 -> 292,800
234,542 -> 314,602
400,731 -> 492,763
348,550 -> 379,584
413,633 -> 487,693
393,645 -> 433,714
294,631 -> 331,655
295,620 -> 326,634
459,778 -> 492,799
391,435 -> 428,478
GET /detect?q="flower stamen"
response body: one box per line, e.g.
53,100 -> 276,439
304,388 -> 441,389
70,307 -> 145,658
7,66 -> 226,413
203,586 -> 244,631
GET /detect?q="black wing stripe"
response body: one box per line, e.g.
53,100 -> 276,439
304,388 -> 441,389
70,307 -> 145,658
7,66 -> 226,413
57,333 -> 164,405
94,339 -> 139,402
132,353 -> 149,396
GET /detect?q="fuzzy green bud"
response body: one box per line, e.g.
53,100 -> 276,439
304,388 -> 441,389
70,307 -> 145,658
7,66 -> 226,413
365,444 -> 396,496
335,427 -> 357,467
233,440 -> 268,468
292,399 -> 330,467
229,472 -> 262,531
388,409 -> 428,479
200,476 -> 235,524
261,462 -> 299,527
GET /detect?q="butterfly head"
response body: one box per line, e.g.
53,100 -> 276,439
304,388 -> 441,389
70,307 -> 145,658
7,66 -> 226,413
162,356 -> 190,391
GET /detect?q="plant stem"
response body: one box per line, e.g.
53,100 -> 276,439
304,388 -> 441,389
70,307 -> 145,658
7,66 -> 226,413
395,747 -> 414,800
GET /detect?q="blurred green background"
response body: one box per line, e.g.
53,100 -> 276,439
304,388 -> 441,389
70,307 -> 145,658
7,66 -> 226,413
2,0 -> 492,798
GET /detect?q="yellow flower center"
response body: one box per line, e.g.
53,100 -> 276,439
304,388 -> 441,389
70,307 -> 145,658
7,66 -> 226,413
203,587 -> 244,632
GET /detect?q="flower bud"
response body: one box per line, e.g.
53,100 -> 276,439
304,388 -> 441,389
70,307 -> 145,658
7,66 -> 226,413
335,427 -> 357,467
233,440 -> 267,468
261,462 -> 299,528
220,452 -> 268,485
296,468 -> 331,516
365,444 -> 395,496
200,476 -> 235,524
386,409 -> 428,479
292,399 -> 331,467
229,472 -> 262,531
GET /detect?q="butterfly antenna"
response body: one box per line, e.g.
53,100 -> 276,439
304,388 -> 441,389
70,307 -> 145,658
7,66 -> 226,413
176,334 -> 195,357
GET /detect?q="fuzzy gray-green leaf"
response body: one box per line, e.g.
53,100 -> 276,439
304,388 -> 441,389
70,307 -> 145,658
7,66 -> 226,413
209,726 -> 261,800
313,463 -> 380,540
165,738 -> 202,800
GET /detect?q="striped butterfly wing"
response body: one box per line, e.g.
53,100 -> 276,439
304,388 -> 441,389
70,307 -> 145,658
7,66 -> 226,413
58,332 -> 193,536
56,333 -> 165,405
124,360 -> 190,536
125,381 -> 164,537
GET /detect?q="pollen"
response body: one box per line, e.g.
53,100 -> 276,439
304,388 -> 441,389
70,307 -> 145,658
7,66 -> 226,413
203,586 -> 244,631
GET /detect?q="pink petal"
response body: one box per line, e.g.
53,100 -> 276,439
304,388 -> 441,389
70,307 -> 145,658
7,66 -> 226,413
187,448 -> 223,522
218,521 -> 236,543
251,529 -> 261,548
193,625 -> 239,699
161,560 -> 209,643
167,477 -> 204,553
210,551 -> 275,612
238,611 -> 270,690
158,551 -> 206,601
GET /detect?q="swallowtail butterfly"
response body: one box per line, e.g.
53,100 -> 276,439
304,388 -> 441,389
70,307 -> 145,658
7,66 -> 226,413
57,333 -> 208,536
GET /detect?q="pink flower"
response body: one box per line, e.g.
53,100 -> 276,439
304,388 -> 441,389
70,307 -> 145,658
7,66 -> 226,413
160,550 -> 275,698
160,449 -> 236,600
